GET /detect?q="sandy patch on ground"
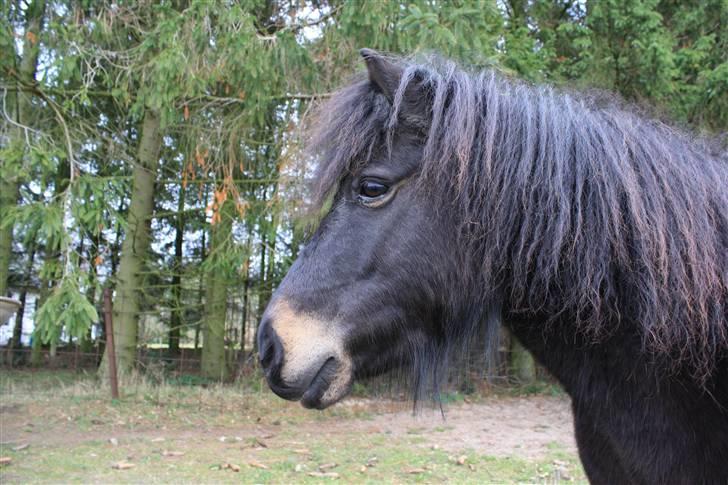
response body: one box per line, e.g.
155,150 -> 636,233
342,395 -> 577,459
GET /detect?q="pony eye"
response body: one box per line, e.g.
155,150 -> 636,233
359,180 -> 389,199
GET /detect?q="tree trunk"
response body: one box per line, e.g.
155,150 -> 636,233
49,340 -> 57,360
201,200 -> 233,380
80,234 -> 100,354
29,293 -> 43,366
194,215 -> 207,351
109,200 -> 126,277
510,333 -> 536,384
265,212 -> 279,300
11,244 -> 36,364
254,224 -> 267,354
102,110 -> 162,374
0,0 -> 45,297
168,184 -> 186,358
0,172 -> 19,297
11,290 -> 28,366
240,252 -> 250,359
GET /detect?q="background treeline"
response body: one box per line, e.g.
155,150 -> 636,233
1,0 -> 725,382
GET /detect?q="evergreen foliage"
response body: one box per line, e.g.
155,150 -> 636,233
1,0 -> 725,375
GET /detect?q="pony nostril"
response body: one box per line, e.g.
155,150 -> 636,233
257,318 -> 283,374
260,339 -> 274,369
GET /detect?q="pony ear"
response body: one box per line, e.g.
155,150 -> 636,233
360,48 -> 403,103
360,48 -> 431,129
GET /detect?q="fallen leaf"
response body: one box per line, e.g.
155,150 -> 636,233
254,438 -> 268,448
109,438 -> 119,446
223,463 -> 240,472
0,457 -> 12,466
319,463 -> 338,471
468,464 -> 476,471
150,437 -> 166,443
112,462 -> 135,470
12,444 -> 29,451
366,456 -> 378,467
359,465 -> 367,473
307,471 -> 340,479
457,455 -> 468,465
294,463 -> 305,472
249,461 -> 269,470
292,448 -> 310,454
162,451 -> 185,457
406,468 -> 427,474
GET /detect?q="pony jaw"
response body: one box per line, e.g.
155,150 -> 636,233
267,299 -> 353,408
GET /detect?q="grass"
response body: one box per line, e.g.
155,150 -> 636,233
0,369 -> 585,483
2,434 -> 584,483
2,437 -> 582,483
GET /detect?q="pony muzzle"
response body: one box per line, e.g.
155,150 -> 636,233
258,300 -> 353,409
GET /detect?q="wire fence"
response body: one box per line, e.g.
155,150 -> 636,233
1,326 -> 554,403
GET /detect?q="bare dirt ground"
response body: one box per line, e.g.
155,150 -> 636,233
347,395 -> 577,459
3,395 -> 576,459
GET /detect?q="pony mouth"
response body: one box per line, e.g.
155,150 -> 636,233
266,357 -> 349,409
300,357 -> 343,409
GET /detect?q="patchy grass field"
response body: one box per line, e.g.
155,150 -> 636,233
0,370 -> 584,483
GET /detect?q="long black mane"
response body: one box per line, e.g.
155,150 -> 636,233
308,55 -> 728,381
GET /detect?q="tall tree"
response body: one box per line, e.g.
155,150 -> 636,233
201,196 -> 234,379
0,0 -> 45,296
167,182 -> 186,358
3,0 -> 723,382
585,0 -> 677,102
510,335 -> 536,384
10,240 -> 36,363
105,110 -> 163,372
657,0 -> 728,131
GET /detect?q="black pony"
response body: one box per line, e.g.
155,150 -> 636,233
258,50 -> 728,484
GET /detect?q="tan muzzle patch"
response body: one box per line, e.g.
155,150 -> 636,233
268,299 -> 352,404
